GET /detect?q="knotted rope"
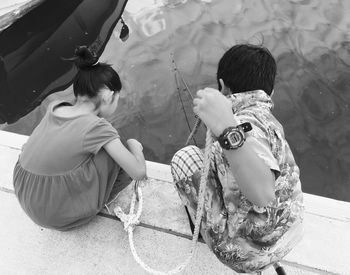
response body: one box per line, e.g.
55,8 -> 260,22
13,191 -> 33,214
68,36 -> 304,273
114,128 -> 213,274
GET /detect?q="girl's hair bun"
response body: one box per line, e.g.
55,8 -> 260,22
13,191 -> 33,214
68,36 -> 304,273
73,46 -> 98,69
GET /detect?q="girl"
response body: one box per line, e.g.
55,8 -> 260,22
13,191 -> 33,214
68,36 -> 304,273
13,46 -> 146,231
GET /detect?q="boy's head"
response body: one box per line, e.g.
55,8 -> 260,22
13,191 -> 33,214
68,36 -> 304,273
217,44 -> 276,96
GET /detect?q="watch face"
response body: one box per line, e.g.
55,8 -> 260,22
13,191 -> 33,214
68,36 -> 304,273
227,130 -> 244,148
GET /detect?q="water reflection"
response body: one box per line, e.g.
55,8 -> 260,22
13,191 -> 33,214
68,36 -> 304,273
0,0 -> 128,123
3,0 -> 350,201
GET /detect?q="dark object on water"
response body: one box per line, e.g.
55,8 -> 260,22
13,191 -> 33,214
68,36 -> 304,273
0,0 -> 128,124
119,17 -> 129,42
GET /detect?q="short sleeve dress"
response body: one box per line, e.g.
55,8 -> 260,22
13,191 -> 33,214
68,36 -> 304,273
13,101 -> 121,231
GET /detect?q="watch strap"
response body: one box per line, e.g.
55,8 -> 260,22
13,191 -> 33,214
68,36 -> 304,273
238,122 -> 252,133
217,122 -> 252,150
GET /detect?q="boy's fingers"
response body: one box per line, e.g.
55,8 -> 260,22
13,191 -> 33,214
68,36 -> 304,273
193,98 -> 200,106
193,103 -> 204,117
203,87 -> 217,93
196,89 -> 205,98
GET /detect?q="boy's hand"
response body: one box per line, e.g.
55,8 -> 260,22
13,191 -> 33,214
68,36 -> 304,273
193,87 -> 239,136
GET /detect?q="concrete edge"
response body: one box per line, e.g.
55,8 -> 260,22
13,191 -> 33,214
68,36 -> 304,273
0,130 -> 28,150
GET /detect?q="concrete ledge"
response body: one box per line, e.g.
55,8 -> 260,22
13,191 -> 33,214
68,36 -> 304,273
1,130 -> 349,274
0,130 -> 28,150
0,191 -> 232,275
0,191 -> 324,275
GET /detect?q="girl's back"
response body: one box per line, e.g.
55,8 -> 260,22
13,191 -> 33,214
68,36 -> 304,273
20,101 -> 116,175
14,101 -> 121,230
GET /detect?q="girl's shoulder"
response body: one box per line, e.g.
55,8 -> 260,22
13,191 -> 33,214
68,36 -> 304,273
82,117 -> 119,155
48,100 -> 100,125
45,100 -> 115,134
84,117 -> 117,135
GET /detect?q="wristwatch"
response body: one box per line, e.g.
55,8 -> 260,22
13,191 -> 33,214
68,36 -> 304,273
217,122 -> 252,150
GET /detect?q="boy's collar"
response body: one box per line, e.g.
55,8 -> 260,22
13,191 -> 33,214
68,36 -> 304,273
229,89 -> 273,113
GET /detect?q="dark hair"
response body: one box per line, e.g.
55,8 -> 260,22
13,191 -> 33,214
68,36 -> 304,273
72,46 -> 122,98
217,44 -> 276,95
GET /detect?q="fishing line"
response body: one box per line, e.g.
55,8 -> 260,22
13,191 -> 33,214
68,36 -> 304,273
170,53 -> 202,146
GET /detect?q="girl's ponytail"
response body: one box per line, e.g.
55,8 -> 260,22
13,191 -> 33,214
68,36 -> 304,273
64,45 -> 121,98
73,46 -> 99,69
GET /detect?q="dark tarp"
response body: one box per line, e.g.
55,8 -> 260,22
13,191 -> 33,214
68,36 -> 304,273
0,0 -> 128,123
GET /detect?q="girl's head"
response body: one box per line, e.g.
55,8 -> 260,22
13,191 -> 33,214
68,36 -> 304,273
217,44 -> 276,96
72,46 -> 122,117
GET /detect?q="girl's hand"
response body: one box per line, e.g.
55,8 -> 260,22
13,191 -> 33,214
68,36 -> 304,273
193,87 -> 238,137
127,139 -> 143,152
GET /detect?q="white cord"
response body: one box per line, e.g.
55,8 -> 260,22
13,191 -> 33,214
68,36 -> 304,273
114,129 -> 213,274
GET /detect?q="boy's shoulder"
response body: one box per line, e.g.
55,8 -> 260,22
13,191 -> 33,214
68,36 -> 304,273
237,107 -> 284,135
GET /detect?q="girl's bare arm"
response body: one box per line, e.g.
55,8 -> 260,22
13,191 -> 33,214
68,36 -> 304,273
104,138 -> 146,180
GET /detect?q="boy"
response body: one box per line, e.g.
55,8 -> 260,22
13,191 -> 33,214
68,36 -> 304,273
171,44 -> 304,273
